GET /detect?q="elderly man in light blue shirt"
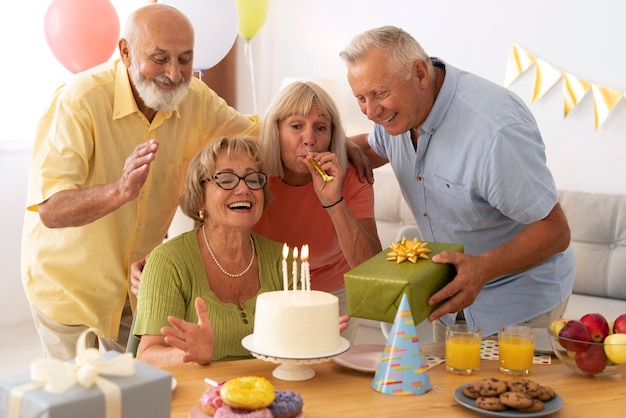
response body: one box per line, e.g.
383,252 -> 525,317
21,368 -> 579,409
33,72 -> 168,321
341,26 -> 574,339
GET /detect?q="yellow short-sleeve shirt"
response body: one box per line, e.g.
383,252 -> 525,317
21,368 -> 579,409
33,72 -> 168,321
21,59 -> 260,338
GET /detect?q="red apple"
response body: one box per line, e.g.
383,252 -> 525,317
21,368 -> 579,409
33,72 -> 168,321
580,313 -> 610,342
613,313 -> 626,334
575,344 -> 608,375
558,320 -> 591,352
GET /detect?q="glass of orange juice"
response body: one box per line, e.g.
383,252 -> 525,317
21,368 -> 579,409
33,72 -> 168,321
445,324 -> 482,375
498,325 -> 535,375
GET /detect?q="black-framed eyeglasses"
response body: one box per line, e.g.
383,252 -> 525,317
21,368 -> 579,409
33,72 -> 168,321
201,171 -> 268,191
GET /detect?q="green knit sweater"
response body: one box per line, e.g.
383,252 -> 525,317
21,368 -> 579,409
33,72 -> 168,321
134,228 -> 283,362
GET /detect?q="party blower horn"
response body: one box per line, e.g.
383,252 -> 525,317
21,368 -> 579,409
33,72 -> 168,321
371,293 -> 432,395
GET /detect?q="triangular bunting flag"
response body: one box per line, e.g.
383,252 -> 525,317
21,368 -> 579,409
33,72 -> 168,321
531,59 -> 562,103
371,294 -> 432,396
592,85 -> 623,130
506,43 -> 625,130
563,73 -> 591,118
504,45 -> 536,87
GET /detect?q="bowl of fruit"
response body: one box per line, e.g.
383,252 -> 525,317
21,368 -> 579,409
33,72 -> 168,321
548,313 -> 626,377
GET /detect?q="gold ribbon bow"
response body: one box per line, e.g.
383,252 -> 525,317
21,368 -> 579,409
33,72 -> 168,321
9,328 -> 135,418
386,237 -> 431,264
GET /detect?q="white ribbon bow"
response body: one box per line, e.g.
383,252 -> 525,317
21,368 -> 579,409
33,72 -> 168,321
10,328 -> 135,418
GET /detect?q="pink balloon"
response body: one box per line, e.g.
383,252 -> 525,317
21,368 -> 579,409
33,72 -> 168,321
44,0 -> 120,74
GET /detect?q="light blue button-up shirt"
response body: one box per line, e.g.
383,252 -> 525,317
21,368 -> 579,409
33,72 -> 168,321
369,59 -> 575,337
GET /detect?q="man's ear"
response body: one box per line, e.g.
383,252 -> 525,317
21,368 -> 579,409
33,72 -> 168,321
119,39 -> 132,67
413,59 -> 431,87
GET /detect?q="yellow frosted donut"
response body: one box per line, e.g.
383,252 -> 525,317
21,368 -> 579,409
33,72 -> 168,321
219,376 -> 276,410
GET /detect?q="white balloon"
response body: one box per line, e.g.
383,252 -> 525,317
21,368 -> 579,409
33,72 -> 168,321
159,0 -> 239,70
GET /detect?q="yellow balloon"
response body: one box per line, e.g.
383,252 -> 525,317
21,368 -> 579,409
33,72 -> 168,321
236,0 -> 269,40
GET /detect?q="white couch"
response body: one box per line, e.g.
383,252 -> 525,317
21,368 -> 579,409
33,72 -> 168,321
371,165 -> 626,323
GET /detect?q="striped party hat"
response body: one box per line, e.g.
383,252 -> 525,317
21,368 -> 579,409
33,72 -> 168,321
371,293 -> 432,395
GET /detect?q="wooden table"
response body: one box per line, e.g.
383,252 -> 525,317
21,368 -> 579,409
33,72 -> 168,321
167,343 -> 624,417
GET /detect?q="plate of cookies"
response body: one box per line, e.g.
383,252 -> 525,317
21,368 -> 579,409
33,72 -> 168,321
453,377 -> 562,417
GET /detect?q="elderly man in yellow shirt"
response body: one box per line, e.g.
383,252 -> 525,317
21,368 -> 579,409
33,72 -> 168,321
20,4 -> 261,360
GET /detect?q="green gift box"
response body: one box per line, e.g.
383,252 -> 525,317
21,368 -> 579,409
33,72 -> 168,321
344,242 -> 464,324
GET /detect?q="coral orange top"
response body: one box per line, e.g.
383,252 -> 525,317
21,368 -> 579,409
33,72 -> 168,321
253,164 -> 374,292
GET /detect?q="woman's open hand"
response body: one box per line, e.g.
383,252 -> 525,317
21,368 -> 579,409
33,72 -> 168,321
161,297 -> 215,365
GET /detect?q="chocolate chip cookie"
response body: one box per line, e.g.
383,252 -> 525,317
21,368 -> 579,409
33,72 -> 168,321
476,396 -> 508,412
473,377 -> 508,397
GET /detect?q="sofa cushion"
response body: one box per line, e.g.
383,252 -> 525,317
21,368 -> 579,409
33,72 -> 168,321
373,165 -> 415,247
558,190 -> 626,301
564,293 -> 626,323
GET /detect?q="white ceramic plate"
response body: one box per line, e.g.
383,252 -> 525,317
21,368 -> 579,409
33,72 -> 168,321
188,405 -> 305,418
453,383 -> 563,417
333,344 -> 385,373
188,405 -> 209,418
171,377 -> 177,391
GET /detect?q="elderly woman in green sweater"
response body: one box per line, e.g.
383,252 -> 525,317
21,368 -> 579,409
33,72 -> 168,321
133,136 -> 282,366
134,136 -> 353,367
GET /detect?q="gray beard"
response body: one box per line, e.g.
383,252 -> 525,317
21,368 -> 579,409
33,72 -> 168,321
130,61 -> 191,112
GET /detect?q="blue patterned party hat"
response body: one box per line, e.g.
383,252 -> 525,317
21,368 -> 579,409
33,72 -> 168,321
371,293 -> 432,395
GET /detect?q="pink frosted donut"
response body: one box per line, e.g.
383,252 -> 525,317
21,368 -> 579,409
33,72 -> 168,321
200,386 -> 224,416
268,390 -> 303,418
214,406 -> 273,418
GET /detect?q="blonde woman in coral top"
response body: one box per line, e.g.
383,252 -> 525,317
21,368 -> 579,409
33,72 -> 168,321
253,81 -> 382,343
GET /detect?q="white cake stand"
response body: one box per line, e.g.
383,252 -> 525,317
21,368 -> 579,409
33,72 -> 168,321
241,334 -> 350,381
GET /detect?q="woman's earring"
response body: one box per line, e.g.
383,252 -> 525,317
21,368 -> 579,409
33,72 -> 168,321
198,210 -> 205,221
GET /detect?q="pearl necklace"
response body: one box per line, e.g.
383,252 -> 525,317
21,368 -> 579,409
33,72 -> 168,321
202,225 -> 255,278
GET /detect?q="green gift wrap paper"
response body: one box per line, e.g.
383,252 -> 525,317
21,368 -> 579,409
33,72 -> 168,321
344,241 -> 464,324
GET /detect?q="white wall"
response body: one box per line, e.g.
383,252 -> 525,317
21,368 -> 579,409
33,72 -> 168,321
2,0 -> 626,328
0,142 -> 31,325
0,0 -> 145,327
240,0 -> 626,194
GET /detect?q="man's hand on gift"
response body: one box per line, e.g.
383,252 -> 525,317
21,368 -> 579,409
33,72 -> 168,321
426,251 -> 492,322
162,297 -> 215,365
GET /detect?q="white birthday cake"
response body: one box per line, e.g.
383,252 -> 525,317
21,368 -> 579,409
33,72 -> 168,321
252,290 -> 342,357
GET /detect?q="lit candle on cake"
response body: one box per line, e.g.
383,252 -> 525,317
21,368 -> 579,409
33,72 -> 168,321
305,245 -> 311,291
282,243 -> 289,293
292,246 -> 299,291
301,244 -> 309,292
